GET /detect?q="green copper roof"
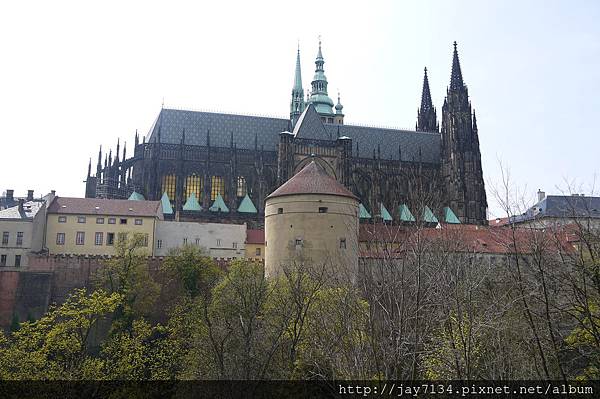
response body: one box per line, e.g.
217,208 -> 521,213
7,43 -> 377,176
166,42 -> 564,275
237,194 -> 257,213
183,193 -> 202,211
443,206 -> 461,224
359,203 -> 371,219
398,204 -> 416,222
293,47 -> 303,90
380,203 -> 393,222
128,191 -> 145,201
161,192 -> 174,215
209,194 -> 229,213
422,206 -> 438,223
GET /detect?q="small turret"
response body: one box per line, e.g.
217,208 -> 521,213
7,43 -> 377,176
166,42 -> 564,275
416,67 -> 438,132
334,92 -> 344,125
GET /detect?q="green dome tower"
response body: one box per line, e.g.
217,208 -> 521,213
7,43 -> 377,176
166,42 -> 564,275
309,39 -> 335,121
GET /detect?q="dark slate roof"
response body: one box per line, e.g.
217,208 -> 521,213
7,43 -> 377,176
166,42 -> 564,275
323,124 -> 440,163
293,104 -> 329,140
514,195 -> 600,222
147,108 -> 441,164
267,161 -> 358,200
147,108 -> 289,150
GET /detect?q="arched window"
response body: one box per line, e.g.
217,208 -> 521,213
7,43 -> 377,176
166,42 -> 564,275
236,176 -> 246,197
185,174 -> 203,200
211,176 -> 225,200
161,174 -> 176,200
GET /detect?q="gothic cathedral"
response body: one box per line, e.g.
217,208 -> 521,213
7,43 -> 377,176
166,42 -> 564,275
85,41 -> 487,226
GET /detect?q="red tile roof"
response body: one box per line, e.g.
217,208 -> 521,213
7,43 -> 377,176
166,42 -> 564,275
246,229 -> 265,244
359,223 -> 575,255
47,197 -> 162,218
266,161 -> 358,200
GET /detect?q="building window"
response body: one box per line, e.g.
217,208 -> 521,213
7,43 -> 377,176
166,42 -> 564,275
183,238 -> 188,245
255,247 -> 261,256
117,232 -> 127,244
107,233 -> 115,246
16,232 -> 23,246
318,207 -> 328,213
0,254 -> 6,266
211,176 -> 225,200
141,234 -> 149,247
120,218 -> 127,225
162,174 -> 177,201
95,232 -> 104,246
185,174 -> 203,201
134,218 -> 143,225
277,208 -> 283,214
58,216 -> 67,223
108,217 -> 116,224
340,238 -> 347,249
216,238 -> 221,247
2,232 -> 8,245
56,233 -> 65,245
77,216 -> 86,223
157,239 -> 162,249
236,176 -> 246,197
96,217 -> 105,224
233,242 -> 238,249
195,238 -> 200,246
76,232 -> 85,245
14,255 -> 21,267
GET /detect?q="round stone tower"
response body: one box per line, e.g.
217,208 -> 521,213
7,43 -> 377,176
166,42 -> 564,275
264,160 -> 359,279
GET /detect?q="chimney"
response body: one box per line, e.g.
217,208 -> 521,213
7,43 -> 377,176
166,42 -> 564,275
6,189 -> 14,201
18,199 -> 24,213
537,189 -> 545,202
27,190 -> 34,201
51,190 -> 56,196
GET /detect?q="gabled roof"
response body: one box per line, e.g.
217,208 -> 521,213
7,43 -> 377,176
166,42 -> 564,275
237,194 -> 257,213
444,206 -> 461,224
128,191 -> 145,201
380,203 -> 393,222
161,192 -> 174,215
359,203 -> 372,219
209,194 -> 229,212
47,197 -> 161,218
183,193 -> 202,211
267,161 -> 358,200
398,204 -> 416,222
292,104 -> 330,140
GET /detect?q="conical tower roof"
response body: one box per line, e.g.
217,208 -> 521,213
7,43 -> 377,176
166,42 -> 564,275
450,41 -> 464,91
267,160 -> 357,200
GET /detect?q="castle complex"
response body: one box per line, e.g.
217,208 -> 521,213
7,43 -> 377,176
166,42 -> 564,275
84,41 -> 487,225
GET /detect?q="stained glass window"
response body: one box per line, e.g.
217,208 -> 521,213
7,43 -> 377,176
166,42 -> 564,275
161,174 -> 176,200
185,174 -> 203,200
211,176 -> 225,201
236,176 -> 246,197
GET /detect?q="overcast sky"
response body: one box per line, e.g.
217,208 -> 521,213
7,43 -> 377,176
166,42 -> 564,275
1,0 -> 598,218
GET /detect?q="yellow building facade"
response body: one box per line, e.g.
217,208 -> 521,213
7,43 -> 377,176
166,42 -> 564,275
46,197 -> 162,256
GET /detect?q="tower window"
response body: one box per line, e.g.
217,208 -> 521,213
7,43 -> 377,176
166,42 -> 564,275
318,207 -> 328,213
278,208 -> 283,214
161,174 -> 177,201
211,176 -> 225,201
340,238 -> 347,249
185,174 -> 203,201
236,176 -> 247,197
295,238 -> 303,246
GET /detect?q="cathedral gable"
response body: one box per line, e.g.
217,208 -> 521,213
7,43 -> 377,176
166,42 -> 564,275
292,104 -> 331,141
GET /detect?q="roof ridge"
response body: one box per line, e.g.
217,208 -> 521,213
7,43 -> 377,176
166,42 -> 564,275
161,105 -> 288,121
